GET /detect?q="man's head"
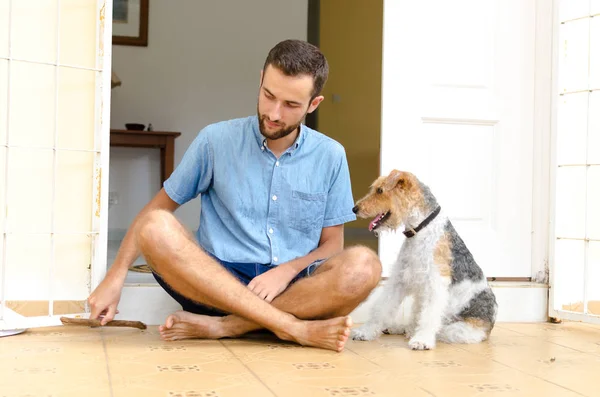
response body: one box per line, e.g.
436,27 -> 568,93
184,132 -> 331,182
257,39 -> 329,140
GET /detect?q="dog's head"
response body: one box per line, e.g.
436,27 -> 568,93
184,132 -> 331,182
352,169 -> 437,234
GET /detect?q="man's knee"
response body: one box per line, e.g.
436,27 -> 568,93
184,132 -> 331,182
339,246 -> 382,296
136,209 -> 177,248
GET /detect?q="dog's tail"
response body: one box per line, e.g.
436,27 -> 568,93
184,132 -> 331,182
437,321 -> 490,344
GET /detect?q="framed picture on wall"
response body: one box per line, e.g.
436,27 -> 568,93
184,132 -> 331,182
112,0 -> 149,46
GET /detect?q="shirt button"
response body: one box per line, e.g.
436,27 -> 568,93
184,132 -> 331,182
272,195 -> 277,201
269,228 -> 273,234
273,257 -> 278,262
261,146 -> 265,151
275,161 -> 280,167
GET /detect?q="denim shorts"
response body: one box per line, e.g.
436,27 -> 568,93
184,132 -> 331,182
152,256 -> 326,317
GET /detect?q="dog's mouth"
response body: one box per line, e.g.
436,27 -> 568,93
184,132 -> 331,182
369,212 -> 391,232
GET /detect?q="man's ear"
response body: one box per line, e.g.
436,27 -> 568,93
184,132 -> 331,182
308,95 -> 324,113
383,169 -> 405,191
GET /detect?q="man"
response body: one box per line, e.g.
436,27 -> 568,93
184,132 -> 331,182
88,39 -> 381,352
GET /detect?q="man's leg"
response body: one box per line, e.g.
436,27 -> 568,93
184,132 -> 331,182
135,209 -> 353,351
159,247 -> 382,341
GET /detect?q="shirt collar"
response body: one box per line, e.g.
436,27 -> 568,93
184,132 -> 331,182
252,115 -> 307,155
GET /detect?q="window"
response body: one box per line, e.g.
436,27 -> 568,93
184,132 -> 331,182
552,1 -> 600,317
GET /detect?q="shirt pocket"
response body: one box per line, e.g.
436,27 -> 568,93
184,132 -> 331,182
289,190 -> 327,232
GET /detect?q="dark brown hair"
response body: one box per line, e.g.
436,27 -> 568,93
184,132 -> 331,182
262,39 -> 329,99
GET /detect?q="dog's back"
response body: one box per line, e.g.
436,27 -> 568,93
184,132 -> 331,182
440,220 -> 498,341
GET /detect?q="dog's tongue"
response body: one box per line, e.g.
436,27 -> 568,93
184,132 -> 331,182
369,219 -> 377,231
369,214 -> 382,231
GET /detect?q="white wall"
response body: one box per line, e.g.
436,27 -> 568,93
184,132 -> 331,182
108,0 -> 308,234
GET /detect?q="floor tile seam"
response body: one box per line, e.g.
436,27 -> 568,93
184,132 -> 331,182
219,340 -> 279,397
451,344 -> 589,396
344,345 -> 387,369
543,339 -> 600,357
100,329 -> 115,397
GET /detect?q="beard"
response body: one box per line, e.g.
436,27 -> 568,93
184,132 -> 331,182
257,105 -> 307,140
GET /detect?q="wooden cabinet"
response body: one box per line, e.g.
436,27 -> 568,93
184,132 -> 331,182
109,129 -> 181,184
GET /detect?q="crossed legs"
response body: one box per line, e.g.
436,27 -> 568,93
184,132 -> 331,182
135,209 -> 381,351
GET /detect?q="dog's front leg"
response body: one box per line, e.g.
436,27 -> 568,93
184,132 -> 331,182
401,296 -> 423,339
350,278 -> 406,341
408,279 -> 449,350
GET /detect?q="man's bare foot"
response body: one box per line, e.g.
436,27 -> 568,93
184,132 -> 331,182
159,311 -> 353,352
159,311 -> 227,341
277,316 -> 353,352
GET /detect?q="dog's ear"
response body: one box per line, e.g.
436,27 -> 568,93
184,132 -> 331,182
383,169 -> 405,191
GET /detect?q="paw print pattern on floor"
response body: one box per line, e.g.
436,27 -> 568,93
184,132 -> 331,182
419,360 -> 462,368
148,345 -> 187,352
325,387 -> 375,396
157,365 -> 201,373
469,384 -> 519,392
293,362 -> 336,370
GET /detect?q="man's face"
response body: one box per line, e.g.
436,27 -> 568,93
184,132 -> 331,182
257,65 -> 323,140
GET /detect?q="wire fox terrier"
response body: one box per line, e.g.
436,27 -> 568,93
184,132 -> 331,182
350,170 -> 498,350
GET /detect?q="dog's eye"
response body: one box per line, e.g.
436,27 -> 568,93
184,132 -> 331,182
377,187 -> 383,194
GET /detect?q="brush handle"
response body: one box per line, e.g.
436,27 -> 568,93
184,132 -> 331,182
60,316 -> 147,330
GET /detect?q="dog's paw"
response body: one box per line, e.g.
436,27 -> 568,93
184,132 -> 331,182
408,335 -> 436,350
350,325 -> 381,341
382,325 -> 407,335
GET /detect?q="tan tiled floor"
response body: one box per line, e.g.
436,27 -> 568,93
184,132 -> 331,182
1,321 -> 600,396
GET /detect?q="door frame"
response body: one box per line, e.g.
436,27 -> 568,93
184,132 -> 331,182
547,0 -> 600,325
0,0 -> 112,332
305,0 -> 320,130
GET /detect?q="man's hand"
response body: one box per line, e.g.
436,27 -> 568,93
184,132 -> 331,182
247,264 -> 299,303
87,273 -> 124,325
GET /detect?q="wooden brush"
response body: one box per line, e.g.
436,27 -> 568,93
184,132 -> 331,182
60,316 -> 147,330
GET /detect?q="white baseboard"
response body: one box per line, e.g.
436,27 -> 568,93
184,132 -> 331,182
116,280 -> 549,326
487,281 -> 549,322
116,284 -> 182,326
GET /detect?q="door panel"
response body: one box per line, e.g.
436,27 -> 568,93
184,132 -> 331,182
379,0 -> 535,277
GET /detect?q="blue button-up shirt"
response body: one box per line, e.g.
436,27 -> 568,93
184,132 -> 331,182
163,115 -> 356,265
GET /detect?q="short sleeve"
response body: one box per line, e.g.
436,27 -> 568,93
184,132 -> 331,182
163,129 -> 214,205
322,147 -> 357,227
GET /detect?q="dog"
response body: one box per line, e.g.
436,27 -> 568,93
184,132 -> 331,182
349,169 -> 498,350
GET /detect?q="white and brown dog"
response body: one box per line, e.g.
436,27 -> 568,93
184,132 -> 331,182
350,170 -> 497,350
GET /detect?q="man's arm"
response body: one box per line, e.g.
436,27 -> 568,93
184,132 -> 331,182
87,188 -> 180,323
88,126 -> 215,323
247,224 -> 344,302
280,224 -> 344,274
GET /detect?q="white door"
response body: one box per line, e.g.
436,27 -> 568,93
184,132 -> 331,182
0,0 -> 111,333
378,0 -> 537,279
548,0 -> 600,325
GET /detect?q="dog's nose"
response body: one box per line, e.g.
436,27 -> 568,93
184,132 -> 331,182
352,206 -> 359,214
